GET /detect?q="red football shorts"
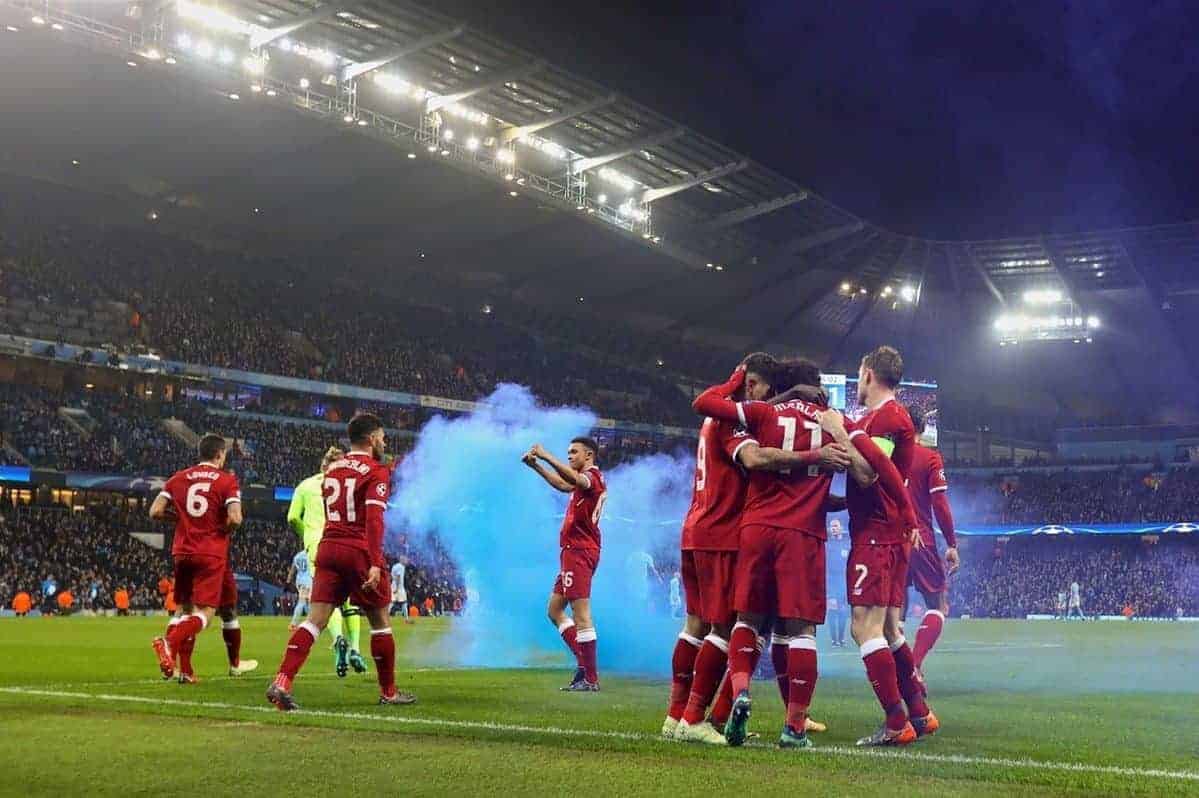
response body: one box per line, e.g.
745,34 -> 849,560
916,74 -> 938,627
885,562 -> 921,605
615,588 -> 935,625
311,540 -> 391,610
734,524 -> 826,624
907,545 -> 946,596
172,554 -> 227,608
219,566 -> 238,609
680,549 -> 738,625
553,547 -> 600,600
847,542 -> 910,608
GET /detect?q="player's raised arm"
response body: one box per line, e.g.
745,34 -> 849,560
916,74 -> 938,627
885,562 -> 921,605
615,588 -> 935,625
533,443 -> 592,491
523,446 -> 574,492
691,366 -> 746,422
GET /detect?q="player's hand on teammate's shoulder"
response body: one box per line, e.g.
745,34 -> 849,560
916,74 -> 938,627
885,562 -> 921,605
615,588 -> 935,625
817,442 -> 852,473
909,528 -> 924,549
815,408 -> 847,434
945,546 -> 960,574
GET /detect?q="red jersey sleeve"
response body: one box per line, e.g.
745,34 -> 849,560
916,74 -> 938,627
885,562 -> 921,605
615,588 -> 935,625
217,472 -> 242,510
721,425 -> 758,463
927,451 -> 956,546
363,465 -> 391,568
928,450 -> 948,494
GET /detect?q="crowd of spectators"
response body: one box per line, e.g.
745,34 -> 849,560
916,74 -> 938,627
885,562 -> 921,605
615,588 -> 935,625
952,467 -> 1199,526
951,535 -> 1199,618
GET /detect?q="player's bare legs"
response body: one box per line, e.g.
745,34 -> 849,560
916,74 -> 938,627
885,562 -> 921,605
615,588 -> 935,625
218,605 -> 258,676
851,605 -> 917,745
663,613 -> 709,737
547,592 -> 586,687
364,605 -> 415,705
267,600 -> 335,711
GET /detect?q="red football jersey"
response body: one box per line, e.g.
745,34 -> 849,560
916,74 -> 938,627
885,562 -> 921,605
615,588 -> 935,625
559,465 -> 605,551
907,444 -> 949,548
322,451 -> 391,559
735,399 -> 834,538
160,464 -> 241,559
846,397 -> 917,545
681,417 -> 755,551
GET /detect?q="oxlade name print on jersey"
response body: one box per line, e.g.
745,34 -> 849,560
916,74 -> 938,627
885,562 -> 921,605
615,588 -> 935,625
559,465 -> 606,551
321,452 -> 391,563
845,398 -> 917,545
160,466 -> 241,558
681,417 -> 755,552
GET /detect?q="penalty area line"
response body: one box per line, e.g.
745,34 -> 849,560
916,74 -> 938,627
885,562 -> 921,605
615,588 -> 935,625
0,687 -> 1196,783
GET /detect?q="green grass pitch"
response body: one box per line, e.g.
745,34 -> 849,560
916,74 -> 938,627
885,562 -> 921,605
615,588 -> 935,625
0,616 -> 1196,796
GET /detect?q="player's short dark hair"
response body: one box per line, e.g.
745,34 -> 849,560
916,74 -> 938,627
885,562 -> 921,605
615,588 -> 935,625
740,351 -> 779,384
198,433 -> 226,462
347,413 -> 383,444
571,436 -> 599,457
907,404 -> 926,435
777,358 -> 822,389
862,345 -> 904,388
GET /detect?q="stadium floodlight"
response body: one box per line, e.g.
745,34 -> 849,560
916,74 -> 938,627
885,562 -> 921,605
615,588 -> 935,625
707,263 -> 714,269
443,129 -> 454,141
176,33 -> 192,49
177,0 -> 260,37
71,159 -> 79,166
598,167 -> 637,192
250,84 -> 262,93
242,55 -> 264,75
840,281 -> 851,292
31,15 -> 44,25
144,48 -> 162,60
165,57 -> 177,65
126,60 -> 138,67
1096,270 -> 1105,277
504,172 -> 514,181
597,193 -> 607,204
427,144 -> 438,153
509,191 -> 518,197
900,284 -> 917,302
228,93 -> 240,100
407,152 -> 415,159
466,136 -> 479,151
1087,316 -> 1101,329
195,40 -> 214,59
357,119 -> 368,127
495,149 -> 515,164
343,114 -> 354,123
51,22 -> 63,31
5,25 -> 19,32
298,77 -> 310,89
859,287 -> 867,295
881,285 -> 893,297
440,149 -> 450,156
265,88 -> 276,96
715,265 -> 724,272
1023,288 -> 1064,305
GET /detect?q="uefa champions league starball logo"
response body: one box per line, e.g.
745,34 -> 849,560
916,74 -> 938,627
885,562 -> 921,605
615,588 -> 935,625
1031,525 -> 1075,535
1163,522 -> 1199,533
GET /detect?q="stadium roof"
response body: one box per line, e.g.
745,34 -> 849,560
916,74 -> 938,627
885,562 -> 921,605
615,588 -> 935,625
2,0 -> 1198,427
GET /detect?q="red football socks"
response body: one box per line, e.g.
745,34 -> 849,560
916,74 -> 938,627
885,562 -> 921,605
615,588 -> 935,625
682,635 -> 728,725
727,623 -> 759,696
861,637 -> 908,731
178,634 -> 196,676
576,627 -> 598,683
558,619 -> 582,666
370,629 -> 396,696
668,633 -> 702,720
913,610 -> 945,669
222,620 -> 242,667
786,636 -> 819,731
277,621 -> 318,682
166,614 -> 204,653
891,637 -> 930,718
770,634 -> 791,705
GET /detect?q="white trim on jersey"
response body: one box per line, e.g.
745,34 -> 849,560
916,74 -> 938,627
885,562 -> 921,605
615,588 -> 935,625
730,437 -> 760,464
736,402 -> 748,427
929,485 -> 948,494
365,499 -> 387,509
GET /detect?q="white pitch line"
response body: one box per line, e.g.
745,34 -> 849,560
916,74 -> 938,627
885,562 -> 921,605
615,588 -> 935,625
1,687 -> 1196,783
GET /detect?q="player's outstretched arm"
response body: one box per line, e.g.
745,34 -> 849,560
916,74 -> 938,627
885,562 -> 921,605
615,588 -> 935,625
534,445 -> 592,491
523,449 -> 573,492
817,410 -> 919,535
148,492 -> 173,521
737,441 -> 851,473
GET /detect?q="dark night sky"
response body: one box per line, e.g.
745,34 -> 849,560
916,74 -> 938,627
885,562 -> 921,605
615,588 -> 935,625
437,0 -> 1199,240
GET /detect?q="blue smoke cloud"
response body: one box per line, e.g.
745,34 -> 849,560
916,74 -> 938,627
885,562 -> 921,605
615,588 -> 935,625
387,384 -> 692,675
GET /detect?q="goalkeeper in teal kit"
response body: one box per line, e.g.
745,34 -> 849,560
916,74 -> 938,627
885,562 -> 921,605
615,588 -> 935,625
287,445 -> 368,676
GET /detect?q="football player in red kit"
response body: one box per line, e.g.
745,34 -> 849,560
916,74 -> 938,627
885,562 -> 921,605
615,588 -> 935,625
267,414 -> 414,710
816,345 -> 937,746
904,404 -> 959,677
667,354 -> 850,744
149,434 -> 245,681
692,359 -> 912,749
524,437 -> 606,691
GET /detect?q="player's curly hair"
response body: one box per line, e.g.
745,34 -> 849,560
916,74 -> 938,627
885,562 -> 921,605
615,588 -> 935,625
347,413 -> 383,444
740,351 -> 780,384
776,357 -> 822,389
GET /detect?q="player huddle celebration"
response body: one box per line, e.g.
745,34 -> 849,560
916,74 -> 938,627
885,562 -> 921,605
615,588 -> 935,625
147,346 -> 959,749
525,345 -> 960,750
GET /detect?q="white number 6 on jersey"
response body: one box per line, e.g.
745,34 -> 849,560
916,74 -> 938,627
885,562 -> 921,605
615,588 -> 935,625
562,571 -> 574,589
